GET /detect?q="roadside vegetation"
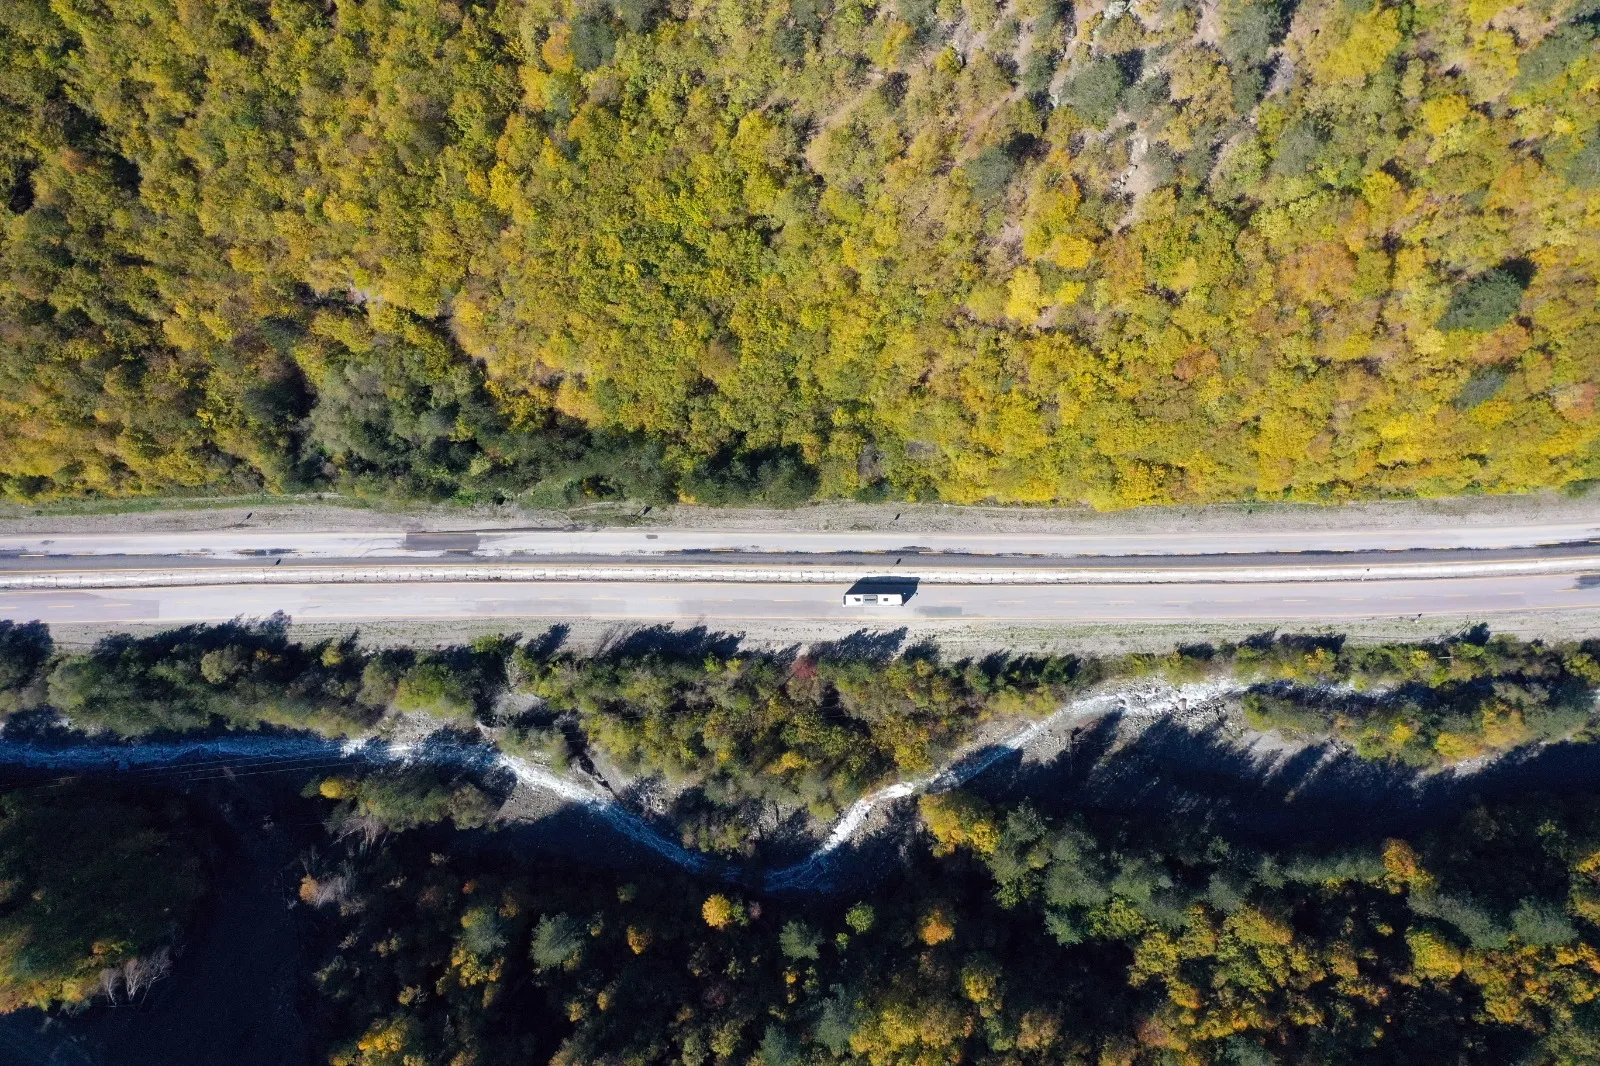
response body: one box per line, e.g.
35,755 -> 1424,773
516,639 -> 1082,849
14,623 -> 1600,776
1231,628 -> 1600,765
0,621 -> 50,714
35,619 -> 511,736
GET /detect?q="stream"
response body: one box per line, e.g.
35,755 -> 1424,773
4,677 -> 1600,892
0,680 -> 1240,891
8,680 -> 1600,1066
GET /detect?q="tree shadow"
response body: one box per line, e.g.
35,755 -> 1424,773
480,803 -> 721,879
809,628 -> 909,664
521,623 -> 570,660
87,613 -> 295,660
763,819 -> 921,897
598,624 -> 747,662
957,713 -> 1600,854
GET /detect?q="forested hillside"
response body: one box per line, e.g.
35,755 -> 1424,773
306,789 -> 1600,1065
3,0 -> 1599,505
6,619 -> 1600,1059
18,758 -> 1600,1063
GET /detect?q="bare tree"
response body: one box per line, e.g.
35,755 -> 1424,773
97,947 -> 173,1005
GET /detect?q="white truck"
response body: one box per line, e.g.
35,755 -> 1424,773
843,592 -> 905,606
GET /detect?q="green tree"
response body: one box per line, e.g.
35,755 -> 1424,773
0,788 -> 205,1012
1438,268 -> 1530,333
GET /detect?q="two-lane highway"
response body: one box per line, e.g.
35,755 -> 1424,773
4,573 -> 1597,626
1,520 -> 1598,626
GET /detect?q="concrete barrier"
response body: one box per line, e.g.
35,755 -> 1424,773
2,554 -> 1597,590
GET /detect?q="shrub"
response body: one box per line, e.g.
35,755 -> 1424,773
394,662 -> 476,720
1062,58 -> 1126,127
312,768 -> 497,839
358,656 -> 405,708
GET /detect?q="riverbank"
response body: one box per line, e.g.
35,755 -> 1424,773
3,672 -> 1600,1063
0,671 -> 1592,891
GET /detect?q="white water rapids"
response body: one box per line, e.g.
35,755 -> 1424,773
0,679 -> 1242,891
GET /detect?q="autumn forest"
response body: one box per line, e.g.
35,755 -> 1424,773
3,0 -> 1598,506
4,621 -> 1600,1062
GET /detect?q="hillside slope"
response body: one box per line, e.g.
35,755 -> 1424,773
2,0 -> 1597,506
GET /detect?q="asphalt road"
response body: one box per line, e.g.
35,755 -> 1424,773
2,517 -> 1598,627
4,573 -> 1598,626
4,543 -> 1600,576
3,516 -> 1598,560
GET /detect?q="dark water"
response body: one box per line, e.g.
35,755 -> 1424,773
0,771 -> 319,1066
